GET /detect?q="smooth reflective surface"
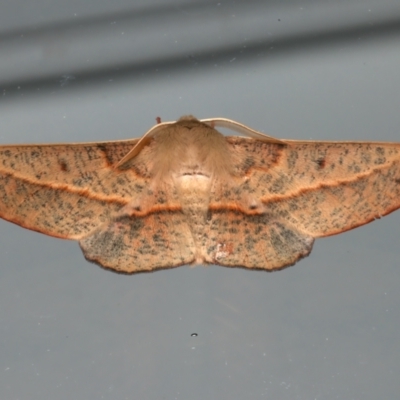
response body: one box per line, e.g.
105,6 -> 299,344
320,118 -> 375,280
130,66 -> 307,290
0,1 -> 400,399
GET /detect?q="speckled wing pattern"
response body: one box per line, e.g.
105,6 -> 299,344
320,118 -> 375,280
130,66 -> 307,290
1,117 -> 400,273
206,138 -> 400,270
0,140 -> 141,239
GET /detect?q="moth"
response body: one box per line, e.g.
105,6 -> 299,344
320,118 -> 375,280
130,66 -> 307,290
0,115 -> 399,273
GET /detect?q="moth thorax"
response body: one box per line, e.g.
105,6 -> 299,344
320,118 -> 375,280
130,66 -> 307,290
174,173 -> 211,217
175,174 -> 211,259
175,174 -> 211,205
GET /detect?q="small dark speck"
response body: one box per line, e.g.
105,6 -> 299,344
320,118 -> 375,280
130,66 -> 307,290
191,333 -> 198,337
316,158 -> 326,169
59,160 -> 68,172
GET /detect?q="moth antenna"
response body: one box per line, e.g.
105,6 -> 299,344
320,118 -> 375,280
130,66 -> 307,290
115,120 -> 176,168
201,118 -> 285,144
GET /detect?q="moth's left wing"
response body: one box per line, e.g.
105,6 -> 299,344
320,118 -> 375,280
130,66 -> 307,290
79,211 -> 198,273
0,140 -> 141,239
0,140 -> 199,272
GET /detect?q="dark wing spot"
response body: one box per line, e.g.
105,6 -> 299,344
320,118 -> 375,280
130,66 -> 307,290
59,159 -> 69,172
316,157 -> 326,169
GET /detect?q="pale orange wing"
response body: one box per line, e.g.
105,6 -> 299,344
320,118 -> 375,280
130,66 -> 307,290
202,138 -> 400,271
3,130 -> 400,274
0,140 -> 198,272
79,211 -> 197,273
0,141 -> 142,239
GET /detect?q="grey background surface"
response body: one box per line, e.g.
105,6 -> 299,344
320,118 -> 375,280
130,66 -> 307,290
0,1 -> 400,399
